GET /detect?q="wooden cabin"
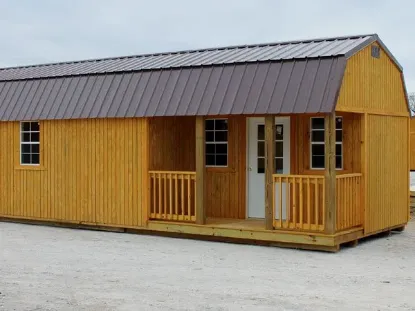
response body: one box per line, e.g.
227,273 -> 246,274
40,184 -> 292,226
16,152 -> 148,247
0,34 -> 410,252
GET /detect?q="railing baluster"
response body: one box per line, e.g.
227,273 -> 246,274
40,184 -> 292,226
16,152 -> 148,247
169,173 -> 172,219
285,177 -> 290,228
293,178 -> 297,228
175,174 -> 178,217
299,177 -> 303,229
322,177 -> 326,230
163,173 -> 167,219
187,174 -> 191,219
315,178 -> 319,228
307,178 -> 311,229
158,173 -> 162,217
181,174 -> 184,217
193,175 -> 197,218
279,176 -> 283,228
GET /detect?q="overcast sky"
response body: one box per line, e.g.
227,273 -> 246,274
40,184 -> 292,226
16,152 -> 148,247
0,0 -> 414,91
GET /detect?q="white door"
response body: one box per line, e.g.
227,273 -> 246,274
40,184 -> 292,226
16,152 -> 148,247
247,117 -> 290,219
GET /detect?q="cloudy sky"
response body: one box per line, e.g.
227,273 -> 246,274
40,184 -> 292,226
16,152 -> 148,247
0,0 -> 413,90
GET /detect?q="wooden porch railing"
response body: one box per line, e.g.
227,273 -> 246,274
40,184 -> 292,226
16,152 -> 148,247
149,171 -> 196,222
336,173 -> 363,231
272,175 -> 326,232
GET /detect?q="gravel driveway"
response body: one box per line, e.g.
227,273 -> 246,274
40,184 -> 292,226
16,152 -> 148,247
1,220 -> 415,311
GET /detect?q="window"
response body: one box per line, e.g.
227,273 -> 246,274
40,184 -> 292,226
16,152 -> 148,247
310,117 -> 342,169
205,119 -> 228,166
257,124 -> 284,174
20,121 -> 40,165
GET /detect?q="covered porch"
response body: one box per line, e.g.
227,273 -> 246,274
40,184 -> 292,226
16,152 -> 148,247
146,112 -> 364,248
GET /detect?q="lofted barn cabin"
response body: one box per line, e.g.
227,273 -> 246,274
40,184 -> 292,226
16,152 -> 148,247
0,34 -> 410,252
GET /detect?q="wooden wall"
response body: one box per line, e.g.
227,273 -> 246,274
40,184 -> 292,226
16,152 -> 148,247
149,116 -> 246,219
411,117 -> 415,171
149,117 -> 195,171
205,116 -> 246,219
291,113 -> 362,175
336,42 -> 408,116
365,115 -> 409,233
334,41 -> 410,234
0,118 -> 146,227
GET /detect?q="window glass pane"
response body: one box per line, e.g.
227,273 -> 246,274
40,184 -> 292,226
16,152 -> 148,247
311,130 -> 324,142
275,141 -> 283,158
216,143 -> 227,154
311,144 -> 325,156
22,122 -> 30,132
21,144 -> 30,153
216,155 -> 227,166
22,132 -> 30,142
21,153 -> 31,164
335,117 -> 342,130
275,125 -> 283,140
336,155 -> 342,169
206,143 -> 215,154
31,144 -> 40,154
257,157 -> 265,174
336,130 -> 342,142
257,124 -> 264,140
215,131 -> 227,142
32,154 -> 40,164
205,119 -> 214,131
215,119 -> 228,131
206,154 -> 215,166
312,155 -> 325,168
257,141 -> 265,157
336,144 -> 342,156
275,158 -> 283,173
31,132 -> 40,143
206,131 -> 214,142
311,118 -> 324,130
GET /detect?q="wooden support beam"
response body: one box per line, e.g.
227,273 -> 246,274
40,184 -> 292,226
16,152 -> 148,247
265,116 -> 275,230
195,117 -> 205,225
324,112 -> 336,234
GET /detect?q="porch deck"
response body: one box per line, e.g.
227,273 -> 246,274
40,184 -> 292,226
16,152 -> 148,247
147,217 -> 364,252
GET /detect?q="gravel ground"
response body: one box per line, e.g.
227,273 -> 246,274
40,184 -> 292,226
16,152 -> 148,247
1,220 -> 415,311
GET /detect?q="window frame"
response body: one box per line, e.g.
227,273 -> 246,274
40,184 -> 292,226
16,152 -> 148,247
205,118 -> 228,168
256,123 -> 285,174
309,116 -> 343,170
20,121 -> 41,166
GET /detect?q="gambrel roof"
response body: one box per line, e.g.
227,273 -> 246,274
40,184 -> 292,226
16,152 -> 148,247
0,34 -> 402,120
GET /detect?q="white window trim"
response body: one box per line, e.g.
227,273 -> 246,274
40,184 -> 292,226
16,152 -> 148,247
20,121 -> 40,166
205,118 -> 228,167
309,117 -> 343,170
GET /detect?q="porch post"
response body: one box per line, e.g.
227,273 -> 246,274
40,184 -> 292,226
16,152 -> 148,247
324,112 -> 336,234
265,115 -> 275,230
195,116 -> 205,225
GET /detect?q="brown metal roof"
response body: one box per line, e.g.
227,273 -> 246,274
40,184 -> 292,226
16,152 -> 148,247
0,34 -> 398,120
0,57 -> 346,120
0,34 -> 391,82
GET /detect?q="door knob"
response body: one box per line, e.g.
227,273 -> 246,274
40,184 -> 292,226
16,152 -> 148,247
248,166 -> 252,171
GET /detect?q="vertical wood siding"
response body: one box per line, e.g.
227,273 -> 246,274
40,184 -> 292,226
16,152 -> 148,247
205,116 -> 246,219
148,116 -> 246,219
0,118 -> 145,227
149,117 -> 196,171
336,42 -> 408,115
291,113 -> 361,175
365,115 -> 409,233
